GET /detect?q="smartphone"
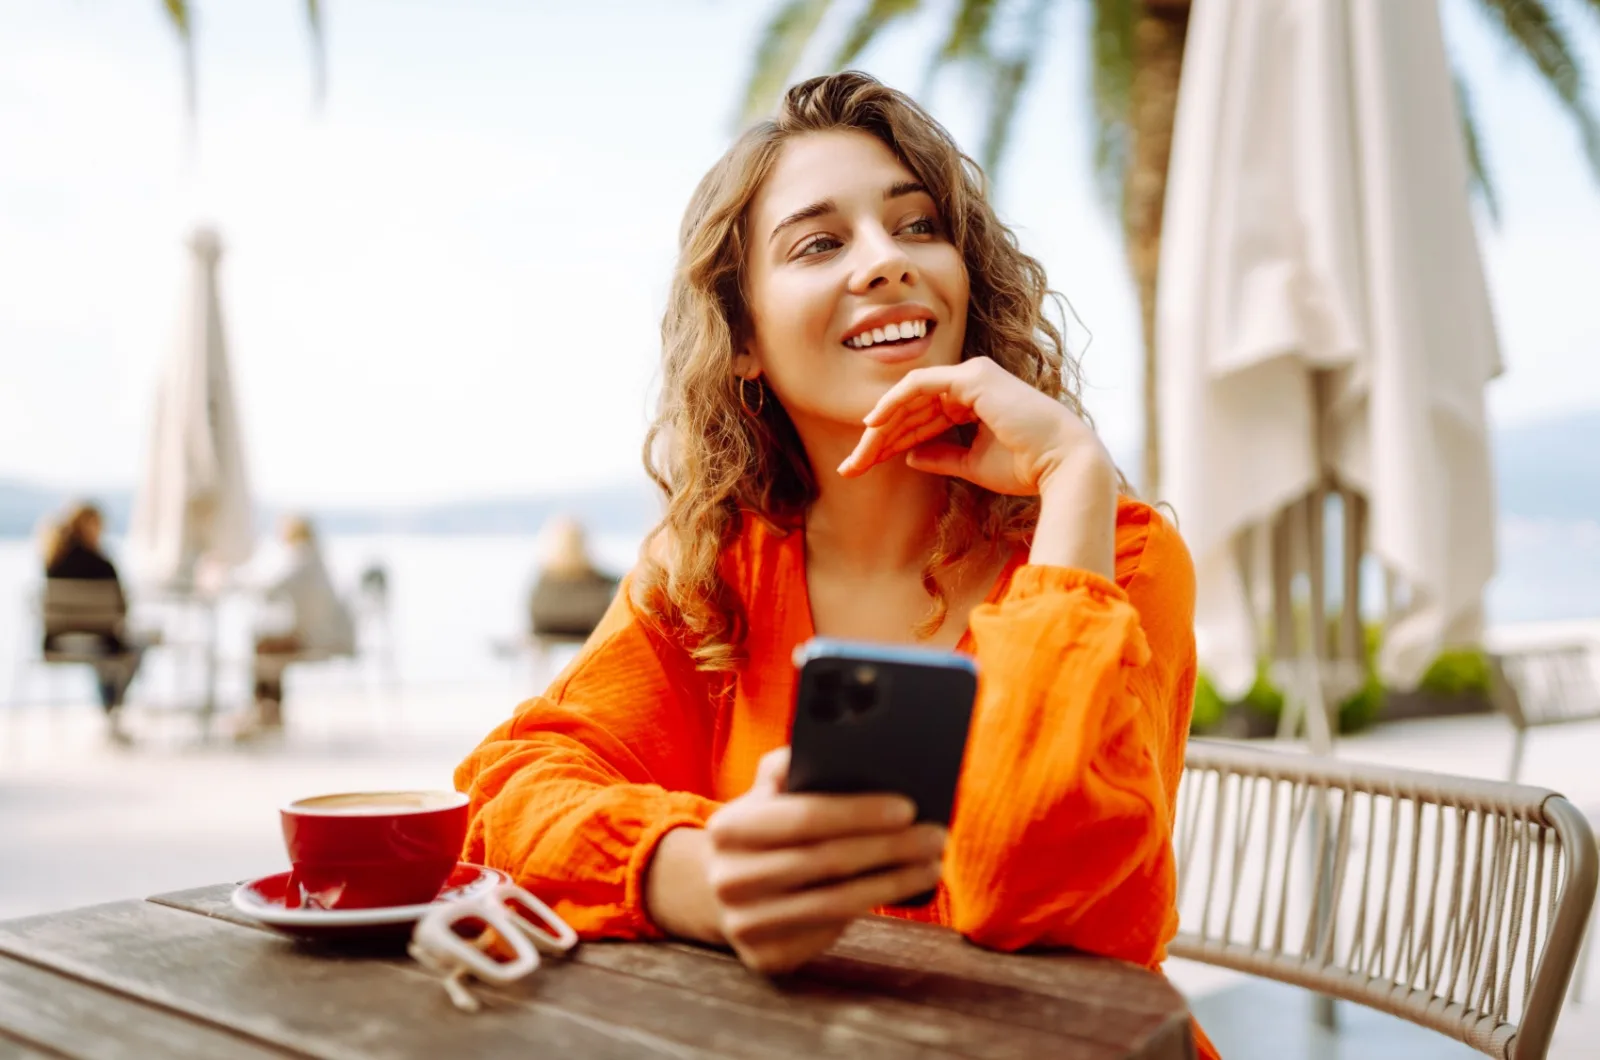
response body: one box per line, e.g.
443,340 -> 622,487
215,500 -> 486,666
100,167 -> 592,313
786,637 -> 979,907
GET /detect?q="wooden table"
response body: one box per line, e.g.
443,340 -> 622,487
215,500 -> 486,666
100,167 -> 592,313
0,883 -> 1195,1059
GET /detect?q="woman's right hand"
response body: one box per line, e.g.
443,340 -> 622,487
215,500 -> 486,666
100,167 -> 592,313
651,748 -> 946,975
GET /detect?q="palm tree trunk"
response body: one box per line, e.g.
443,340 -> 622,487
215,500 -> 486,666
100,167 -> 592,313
1125,0 -> 1191,499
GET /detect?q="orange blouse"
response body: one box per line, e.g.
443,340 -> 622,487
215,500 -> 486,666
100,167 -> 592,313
457,497 -> 1218,1059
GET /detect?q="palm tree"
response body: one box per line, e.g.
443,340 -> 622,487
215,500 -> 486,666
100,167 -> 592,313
737,0 -> 1600,496
158,0 -> 326,123
153,1 -> 1600,492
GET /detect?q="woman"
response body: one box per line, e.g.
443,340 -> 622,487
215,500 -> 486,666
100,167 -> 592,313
237,514 -> 354,734
457,74 -> 1215,1057
40,501 -> 142,742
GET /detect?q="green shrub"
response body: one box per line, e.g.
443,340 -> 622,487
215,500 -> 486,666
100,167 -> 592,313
1190,662 -> 1285,733
1417,648 -> 1491,698
1190,624 -> 1485,735
1191,671 -> 1227,732
1240,662 -> 1286,719
1337,672 -> 1385,733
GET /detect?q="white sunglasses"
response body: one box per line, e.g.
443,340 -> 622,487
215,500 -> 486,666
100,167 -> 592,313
408,882 -> 579,1011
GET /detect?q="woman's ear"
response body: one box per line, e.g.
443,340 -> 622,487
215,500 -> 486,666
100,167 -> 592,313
732,344 -> 761,381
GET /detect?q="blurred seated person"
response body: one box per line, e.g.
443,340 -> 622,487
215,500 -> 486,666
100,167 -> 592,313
39,501 -> 143,743
236,514 -> 355,734
527,516 -> 619,642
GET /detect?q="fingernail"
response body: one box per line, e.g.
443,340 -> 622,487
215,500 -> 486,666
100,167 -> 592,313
889,797 -> 917,825
923,826 -> 949,855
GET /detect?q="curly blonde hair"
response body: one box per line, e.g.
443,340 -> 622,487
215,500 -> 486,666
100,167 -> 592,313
636,71 -> 1089,672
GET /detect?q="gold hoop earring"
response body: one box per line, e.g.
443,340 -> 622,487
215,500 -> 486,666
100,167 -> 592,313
739,377 -> 766,417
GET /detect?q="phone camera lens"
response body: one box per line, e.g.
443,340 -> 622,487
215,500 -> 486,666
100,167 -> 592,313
812,669 -> 844,722
843,666 -> 878,716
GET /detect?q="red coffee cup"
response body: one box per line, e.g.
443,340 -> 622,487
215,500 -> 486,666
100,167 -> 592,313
280,790 -> 470,910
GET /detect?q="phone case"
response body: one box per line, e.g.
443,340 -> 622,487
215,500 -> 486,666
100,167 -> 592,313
786,638 -> 979,907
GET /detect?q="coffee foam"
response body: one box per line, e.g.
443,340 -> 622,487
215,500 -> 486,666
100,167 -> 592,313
289,791 -> 466,815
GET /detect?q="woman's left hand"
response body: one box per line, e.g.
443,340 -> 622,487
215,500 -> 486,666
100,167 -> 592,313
838,357 -> 1110,497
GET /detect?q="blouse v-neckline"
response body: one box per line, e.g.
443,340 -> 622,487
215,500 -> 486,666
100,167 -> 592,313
786,527 -> 1025,654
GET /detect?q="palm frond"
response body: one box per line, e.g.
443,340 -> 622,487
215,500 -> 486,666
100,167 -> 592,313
160,0 -> 197,123
1087,0 -> 1137,213
1453,66 -> 1501,223
975,0 -> 1052,176
737,0 -> 837,126
1471,0 -> 1600,181
932,0 -> 1001,65
978,58 -> 1031,176
306,0 -> 326,107
830,0 -> 926,70
161,0 -> 190,33
919,0 -> 1002,98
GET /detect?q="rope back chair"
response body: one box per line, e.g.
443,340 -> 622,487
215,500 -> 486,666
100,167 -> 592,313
1173,740 -> 1597,1059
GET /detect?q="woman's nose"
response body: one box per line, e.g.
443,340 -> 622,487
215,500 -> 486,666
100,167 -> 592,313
850,228 -> 918,292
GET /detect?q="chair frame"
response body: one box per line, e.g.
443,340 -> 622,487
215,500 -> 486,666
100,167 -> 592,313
1488,645 -> 1600,786
9,580 -> 139,709
1174,739 -> 1597,1060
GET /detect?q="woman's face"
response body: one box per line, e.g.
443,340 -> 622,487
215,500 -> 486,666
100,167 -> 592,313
738,129 -> 969,431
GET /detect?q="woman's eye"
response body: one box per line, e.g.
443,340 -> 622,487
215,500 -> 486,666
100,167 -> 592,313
796,235 -> 842,257
902,217 -> 937,237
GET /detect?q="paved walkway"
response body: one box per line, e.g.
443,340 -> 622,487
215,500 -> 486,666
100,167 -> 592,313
0,678 -> 524,920
3,684 -> 1597,1058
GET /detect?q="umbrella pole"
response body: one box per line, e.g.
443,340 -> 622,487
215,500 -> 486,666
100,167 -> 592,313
199,594 -> 218,733
1271,496 -> 1341,1032
1306,491 -> 1339,1031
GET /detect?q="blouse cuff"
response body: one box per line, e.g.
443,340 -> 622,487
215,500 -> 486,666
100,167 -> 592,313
621,791 -> 721,939
1002,564 -> 1129,605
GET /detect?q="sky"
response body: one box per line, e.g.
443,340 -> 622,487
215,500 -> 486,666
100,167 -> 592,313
1,0 -> 1598,507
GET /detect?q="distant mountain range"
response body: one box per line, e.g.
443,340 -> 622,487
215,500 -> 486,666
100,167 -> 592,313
3,410 -> 1596,539
0,478 -> 663,540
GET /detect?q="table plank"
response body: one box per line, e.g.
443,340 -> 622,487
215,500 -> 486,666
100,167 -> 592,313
152,884 -> 1193,1060
0,1033 -> 69,1060
148,888 -> 1056,1059
161,893 -> 1106,1059
6,899 -> 1030,1059
0,954 -> 300,1060
0,901 -> 707,1060
833,917 -> 1186,1015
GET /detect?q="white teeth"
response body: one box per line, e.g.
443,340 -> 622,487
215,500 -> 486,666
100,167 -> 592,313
848,320 -> 932,348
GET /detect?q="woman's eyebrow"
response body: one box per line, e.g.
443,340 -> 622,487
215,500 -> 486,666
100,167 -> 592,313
768,180 -> 933,246
769,199 -> 836,245
884,179 -> 928,201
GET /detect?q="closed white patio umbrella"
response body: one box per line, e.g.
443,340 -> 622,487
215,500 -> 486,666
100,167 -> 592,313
129,226 -> 255,593
1157,0 -> 1501,713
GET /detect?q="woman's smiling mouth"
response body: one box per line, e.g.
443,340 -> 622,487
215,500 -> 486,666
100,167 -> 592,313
842,316 -> 938,364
